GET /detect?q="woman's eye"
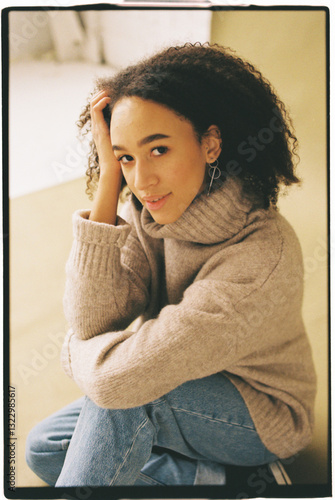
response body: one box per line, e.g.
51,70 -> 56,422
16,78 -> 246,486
118,154 -> 133,164
152,146 -> 168,156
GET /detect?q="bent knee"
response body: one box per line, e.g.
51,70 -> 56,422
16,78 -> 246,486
26,421 -> 70,456
25,422 -> 70,485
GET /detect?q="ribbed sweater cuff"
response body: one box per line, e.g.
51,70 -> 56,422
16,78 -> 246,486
72,209 -> 131,248
67,209 -> 132,279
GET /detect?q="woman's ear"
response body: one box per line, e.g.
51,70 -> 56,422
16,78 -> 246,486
203,125 -> 222,163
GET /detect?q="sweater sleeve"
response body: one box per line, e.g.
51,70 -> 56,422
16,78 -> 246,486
63,208 -> 151,339
61,266 -> 302,409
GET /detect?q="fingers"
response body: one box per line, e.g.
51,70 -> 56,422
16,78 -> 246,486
90,91 -> 111,141
89,90 -> 119,174
90,90 -> 111,113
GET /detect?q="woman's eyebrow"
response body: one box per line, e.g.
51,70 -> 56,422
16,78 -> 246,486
112,133 -> 170,151
138,133 -> 170,146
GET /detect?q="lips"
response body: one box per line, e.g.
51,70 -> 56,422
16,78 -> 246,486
143,195 -> 166,202
143,193 -> 171,211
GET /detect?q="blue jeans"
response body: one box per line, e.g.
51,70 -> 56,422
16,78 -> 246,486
26,373 -> 277,486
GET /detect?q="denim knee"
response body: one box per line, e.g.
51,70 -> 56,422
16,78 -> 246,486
26,424 -> 48,478
25,425 -> 45,480
25,422 -> 69,485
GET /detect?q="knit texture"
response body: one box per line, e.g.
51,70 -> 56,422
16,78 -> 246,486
61,177 -> 316,458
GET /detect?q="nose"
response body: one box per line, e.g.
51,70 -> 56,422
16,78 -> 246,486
133,159 -> 159,191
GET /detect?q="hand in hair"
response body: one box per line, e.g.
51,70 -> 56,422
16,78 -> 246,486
90,90 -> 120,178
89,90 -> 122,225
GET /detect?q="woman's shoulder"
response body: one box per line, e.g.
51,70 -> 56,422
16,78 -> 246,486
203,207 -> 303,284
241,206 -> 304,281
246,205 -> 302,250
259,207 -> 303,261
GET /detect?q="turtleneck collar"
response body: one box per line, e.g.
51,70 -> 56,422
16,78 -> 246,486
139,177 -> 254,244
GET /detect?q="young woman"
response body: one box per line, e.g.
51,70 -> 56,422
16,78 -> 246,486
26,43 -> 316,487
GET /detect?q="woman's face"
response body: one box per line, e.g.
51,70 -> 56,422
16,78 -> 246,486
110,97 -> 211,224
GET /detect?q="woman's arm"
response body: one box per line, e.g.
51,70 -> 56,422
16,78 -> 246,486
61,259 -> 304,409
63,92 -> 152,337
63,204 -> 151,339
88,90 -> 122,225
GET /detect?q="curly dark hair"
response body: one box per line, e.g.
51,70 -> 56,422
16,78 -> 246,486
77,42 -> 300,207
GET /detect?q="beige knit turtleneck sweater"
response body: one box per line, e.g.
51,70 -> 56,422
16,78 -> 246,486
61,177 -> 316,459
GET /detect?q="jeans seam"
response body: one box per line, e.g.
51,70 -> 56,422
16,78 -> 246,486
109,418 -> 150,486
136,471 -> 165,486
171,407 -> 256,431
145,398 -> 166,409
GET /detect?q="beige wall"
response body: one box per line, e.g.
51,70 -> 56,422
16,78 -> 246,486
211,10 -> 327,237
211,10 -> 328,483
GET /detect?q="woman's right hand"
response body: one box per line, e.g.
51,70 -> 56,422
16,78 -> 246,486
89,90 -> 123,225
90,90 -> 121,177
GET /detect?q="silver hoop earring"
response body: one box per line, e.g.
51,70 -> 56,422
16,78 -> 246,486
207,159 -> 221,196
